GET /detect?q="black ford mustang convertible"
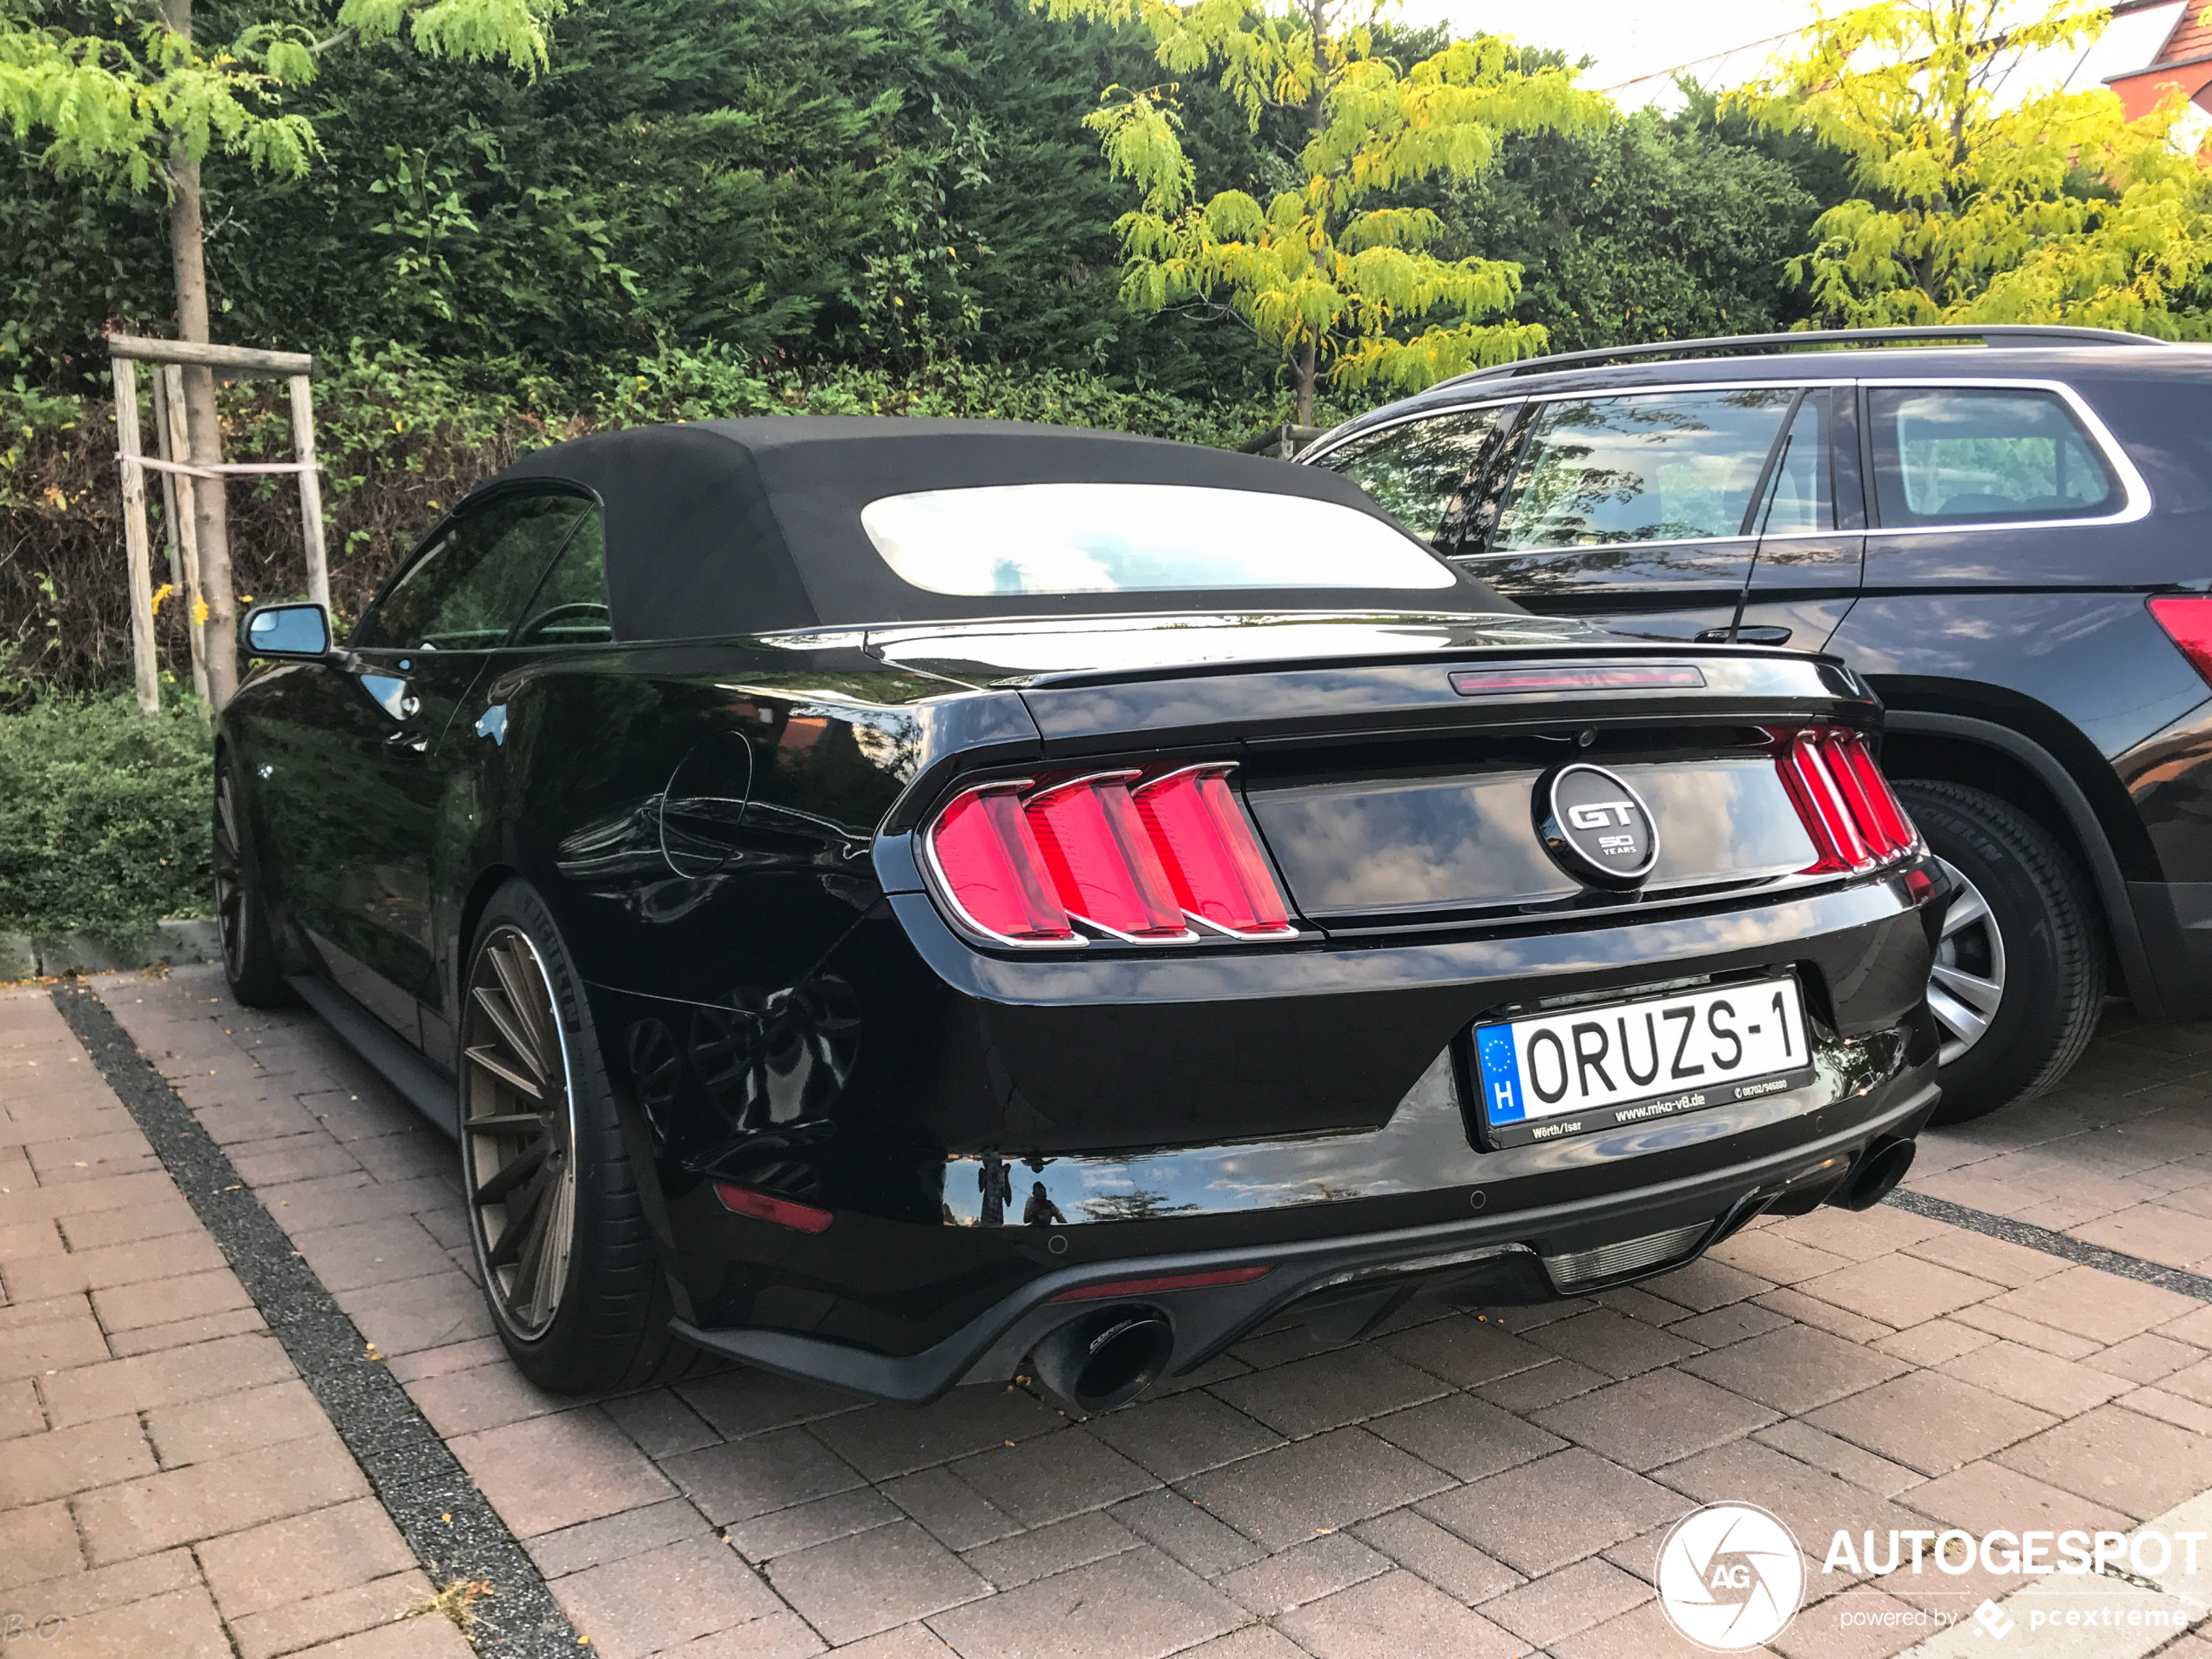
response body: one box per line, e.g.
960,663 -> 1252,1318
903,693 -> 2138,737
217,418 -> 1946,1410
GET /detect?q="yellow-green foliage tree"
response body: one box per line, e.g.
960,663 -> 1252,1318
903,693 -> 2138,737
1042,0 -> 1608,422
0,0 -> 561,701
1733,0 -> 2212,336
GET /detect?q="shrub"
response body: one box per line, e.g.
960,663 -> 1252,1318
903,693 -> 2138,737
0,691 -> 212,937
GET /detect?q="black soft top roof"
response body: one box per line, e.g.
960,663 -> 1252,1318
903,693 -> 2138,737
492,416 -> 1504,639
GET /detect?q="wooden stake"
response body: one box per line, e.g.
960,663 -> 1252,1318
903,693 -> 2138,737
159,365 -> 211,705
111,358 -> 161,717
288,374 -> 329,611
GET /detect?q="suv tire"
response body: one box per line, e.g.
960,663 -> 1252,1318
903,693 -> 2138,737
1896,782 -> 2105,1124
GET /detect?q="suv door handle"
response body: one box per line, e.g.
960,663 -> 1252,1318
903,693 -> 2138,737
1696,625 -> 1792,645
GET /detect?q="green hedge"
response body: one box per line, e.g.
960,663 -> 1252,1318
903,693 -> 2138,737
0,691 -> 212,937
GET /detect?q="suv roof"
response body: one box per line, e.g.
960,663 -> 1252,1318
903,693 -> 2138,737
1432,323 -> 2174,388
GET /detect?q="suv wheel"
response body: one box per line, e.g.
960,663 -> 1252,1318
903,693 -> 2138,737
1895,782 -> 2105,1124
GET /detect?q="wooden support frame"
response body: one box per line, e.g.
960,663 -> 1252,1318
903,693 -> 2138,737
107,335 -> 322,714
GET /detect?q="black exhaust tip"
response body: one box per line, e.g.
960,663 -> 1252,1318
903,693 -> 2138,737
1829,1137 -> 1917,1211
1031,1306 -> 1173,1413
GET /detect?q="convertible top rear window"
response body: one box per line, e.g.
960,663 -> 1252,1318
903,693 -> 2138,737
860,482 -> 1459,596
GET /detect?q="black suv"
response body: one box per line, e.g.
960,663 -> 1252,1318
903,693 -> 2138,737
1304,325 -> 2212,1123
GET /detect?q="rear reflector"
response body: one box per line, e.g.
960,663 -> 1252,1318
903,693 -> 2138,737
1450,664 -> 1706,696
1051,1265 -> 1272,1302
1770,727 -> 1919,873
927,763 -> 1293,948
2149,597 -> 2212,689
712,1183 -> 834,1232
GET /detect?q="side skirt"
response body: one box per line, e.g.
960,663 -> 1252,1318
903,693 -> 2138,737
287,974 -> 459,1138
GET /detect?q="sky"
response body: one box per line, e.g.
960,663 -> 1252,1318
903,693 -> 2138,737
1396,0 -> 2194,112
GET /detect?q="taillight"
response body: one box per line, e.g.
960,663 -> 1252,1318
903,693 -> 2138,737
1770,727 -> 1919,873
925,763 -> 1294,948
1133,765 -> 1295,937
2149,597 -> 2212,689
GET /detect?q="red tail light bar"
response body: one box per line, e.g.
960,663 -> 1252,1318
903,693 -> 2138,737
1770,726 -> 1920,874
926,763 -> 1297,948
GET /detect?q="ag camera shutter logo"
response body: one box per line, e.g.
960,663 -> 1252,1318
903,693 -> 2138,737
1656,1501 -> 1804,1651
1535,762 -> 1659,889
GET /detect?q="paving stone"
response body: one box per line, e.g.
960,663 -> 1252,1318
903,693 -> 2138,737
555,1534 -> 784,1659
107,1305 -> 268,1358
293,1217 -> 456,1293
675,1366 -> 866,1442
0,1304 -> 109,1381
1350,1507 -> 1521,1603
1899,1227 -> 2073,1288
402,1355 -> 566,1439
1750,1420 -> 1923,1500
1109,1490 -> 1266,1576
329,1270 -> 494,1358
1770,1588 -> 1937,1659
525,1497 -> 716,1580
0,1500 -> 84,1591
1806,1369 -> 2057,1478
0,1373 -> 44,1439
0,1414 -> 157,1506
1871,1318 -> 1997,1367
26,1582 -> 232,1659
278,1612 -> 476,1658
1274,1568 -> 1523,1659
1679,1322 -> 1910,1414
1473,1355 -> 1609,1412
448,1406 -> 678,1536
230,1570 -> 436,1659
662,1424 -> 866,1527
1217,1531 -> 1388,1615
962,1512 -> 1140,1590
1753,1287 -> 1897,1344
1377,1315 -> 1554,1387
2084,1332 -> 2205,1385
602,1386 -> 722,1458
1667,1299 -> 1795,1350
1521,1306 -> 1704,1380
1979,1266 -> 2202,1347
1797,1255 -> 2001,1329
196,1496 -> 417,1618
74,1433 -> 369,1561
766,1520 -> 988,1646
1480,1554 -> 1653,1645
1178,1426 -> 1454,1552
1531,1366 -> 1777,1471
926,1546 -> 1240,1659
1949,1301 -> 2105,1359
809,1388 -> 1065,1483
43,1331 -> 295,1425
1640,1257 -> 1772,1312
879,1467 -> 1017,1552
727,1487 -> 901,1563
1660,1437 -> 1932,1581
1365,1390 -> 1566,1481
1207,1345 -> 1447,1440
1905,1458 -> 2132,1538
144,1377 -> 335,1467
1418,1448 -> 1683,1578
1995,1399 -> 2212,1521
1938,1339 -> 2133,1417
948,1426 -> 1157,1527
1082,1390 -> 1282,1482
1706,1227 -> 1855,1286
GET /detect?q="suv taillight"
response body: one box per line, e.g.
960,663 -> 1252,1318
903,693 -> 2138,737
927,764 -> 1295,947
1770,727 -> 1919,873
2149,597 -> 2212,689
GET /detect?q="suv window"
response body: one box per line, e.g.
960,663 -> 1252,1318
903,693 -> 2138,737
1494,388 -> 1797,550
513,509 -> 611,645
358,493 -> 593,651
1317,407 -> 1511,547
1756,393 -> 1835,536
1868,387 -> 2121,526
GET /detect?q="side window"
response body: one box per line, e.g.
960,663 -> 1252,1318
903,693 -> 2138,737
1494,388 -> 1798,550
513,509 -> 610,646
1312,407 -> 1511,548
355,493 -> 591,651
1753,394 -> 1836,536
1868,387 -> 2121,526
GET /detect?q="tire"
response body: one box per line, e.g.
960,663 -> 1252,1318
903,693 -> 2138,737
459,879 -> 701,1394
1895,781 -> 2105,1125
212,759 -> 298,1008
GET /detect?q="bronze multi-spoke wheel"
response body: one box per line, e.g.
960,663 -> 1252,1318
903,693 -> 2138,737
212,759 -> 294,1007
459,880 -> 700,1394
462,926 -> 580,1341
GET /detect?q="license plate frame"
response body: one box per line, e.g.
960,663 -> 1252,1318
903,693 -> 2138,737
1461,974 -> 1816,1151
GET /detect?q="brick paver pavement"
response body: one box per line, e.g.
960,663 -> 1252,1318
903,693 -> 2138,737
7,965 -> 2212,1658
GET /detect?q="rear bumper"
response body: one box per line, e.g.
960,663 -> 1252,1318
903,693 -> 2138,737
673,1067 -> 1939,1405
2128,880 -> 2212,1021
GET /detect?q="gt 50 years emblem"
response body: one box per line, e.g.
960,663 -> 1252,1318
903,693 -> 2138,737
1536,762 -> 1659,888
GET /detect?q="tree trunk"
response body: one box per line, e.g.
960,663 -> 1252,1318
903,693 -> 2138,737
1294,341 -> 1318,428
161,0 -> 238,707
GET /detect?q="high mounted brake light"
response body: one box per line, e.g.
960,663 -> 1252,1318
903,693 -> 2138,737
1770,727 -> 1919,873
927,763 -> 1294,948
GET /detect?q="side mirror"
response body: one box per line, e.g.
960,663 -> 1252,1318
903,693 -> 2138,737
241,602 -> 334,662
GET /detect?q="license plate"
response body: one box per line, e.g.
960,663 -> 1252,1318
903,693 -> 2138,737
1469,976 -> 1813,1149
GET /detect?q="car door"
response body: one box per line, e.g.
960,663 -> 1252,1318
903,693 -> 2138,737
280,488 -> 597,1048
1459,384 -> 1864,652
